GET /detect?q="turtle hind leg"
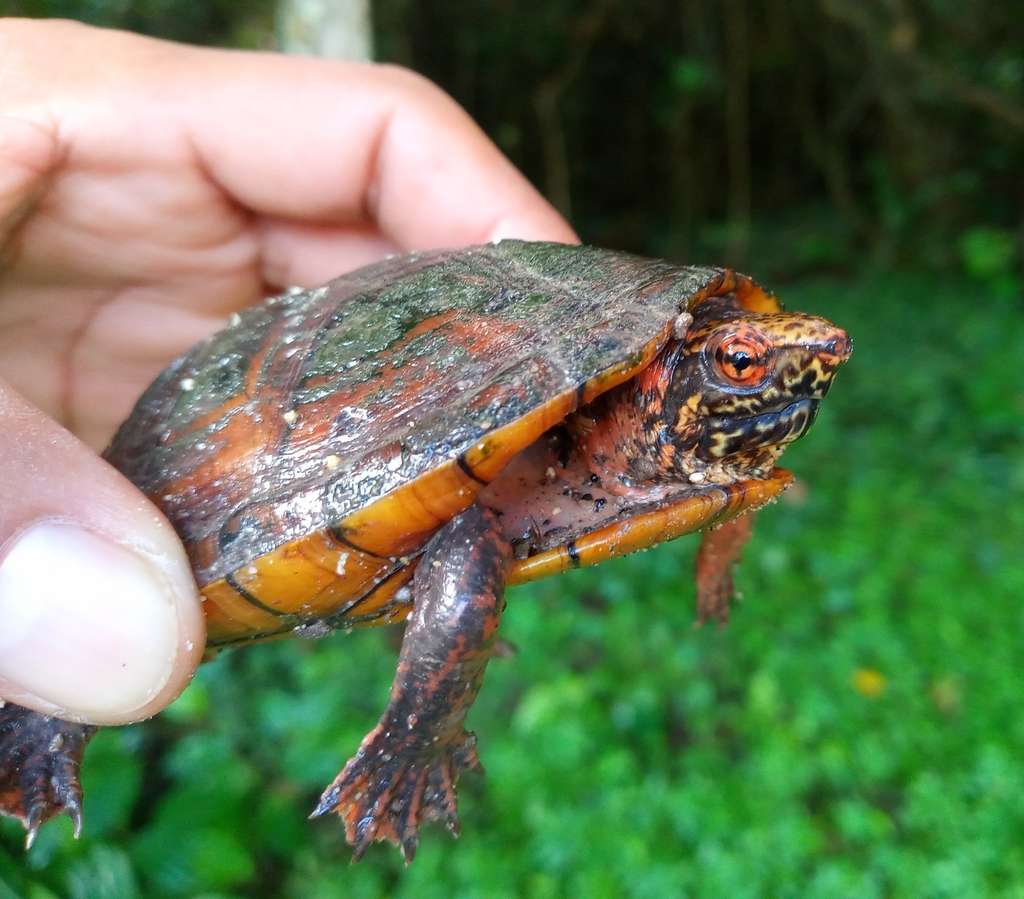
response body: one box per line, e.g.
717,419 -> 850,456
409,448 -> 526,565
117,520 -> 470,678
312,504 -> 512,864
0,703 -> 96,846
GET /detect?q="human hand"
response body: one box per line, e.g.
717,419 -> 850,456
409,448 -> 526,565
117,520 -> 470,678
0,18 -> 576,726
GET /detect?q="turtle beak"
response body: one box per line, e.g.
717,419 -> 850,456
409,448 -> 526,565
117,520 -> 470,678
704,397 -> 820,458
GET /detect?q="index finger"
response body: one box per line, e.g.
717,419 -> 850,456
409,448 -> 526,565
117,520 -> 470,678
186,57 -> 579,256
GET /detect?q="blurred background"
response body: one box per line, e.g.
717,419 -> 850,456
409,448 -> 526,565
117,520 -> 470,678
0,1 -> 1022,897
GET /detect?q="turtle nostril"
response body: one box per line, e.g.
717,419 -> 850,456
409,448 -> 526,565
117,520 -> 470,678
828,333 -> 853,360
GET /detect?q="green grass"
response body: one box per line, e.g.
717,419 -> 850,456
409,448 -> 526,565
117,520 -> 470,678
2,271 -> 1023,898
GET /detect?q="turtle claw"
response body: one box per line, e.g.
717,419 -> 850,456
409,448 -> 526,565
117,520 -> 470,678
0,703 -> 96,847
313,720 -> 478,862
22,794 -> 82,849
401,832 -> 420,865
24,806 -> 42,850
70,800 -> 84,839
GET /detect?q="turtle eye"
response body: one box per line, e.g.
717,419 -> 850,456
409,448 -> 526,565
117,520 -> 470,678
709,328 -> 773,385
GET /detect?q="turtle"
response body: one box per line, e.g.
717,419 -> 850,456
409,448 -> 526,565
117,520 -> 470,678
0,240 -> 850,862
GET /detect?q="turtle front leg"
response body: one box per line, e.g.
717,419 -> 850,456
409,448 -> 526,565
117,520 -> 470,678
312,504 -> 512,864
0,703 -> 96,846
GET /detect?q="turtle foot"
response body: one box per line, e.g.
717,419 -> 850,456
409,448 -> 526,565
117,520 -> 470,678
311,721 -> 481,864
0,703 -> 96,847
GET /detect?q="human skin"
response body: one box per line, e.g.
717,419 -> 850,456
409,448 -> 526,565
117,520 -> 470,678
0,18 -> 576,727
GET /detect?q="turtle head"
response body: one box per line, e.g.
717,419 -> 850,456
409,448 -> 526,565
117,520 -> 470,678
579,299 -> 850,492
640,300 -> 852,487
668,306 -> 852,467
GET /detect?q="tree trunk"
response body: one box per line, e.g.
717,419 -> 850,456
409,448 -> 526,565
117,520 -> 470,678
277,0 -> 373,61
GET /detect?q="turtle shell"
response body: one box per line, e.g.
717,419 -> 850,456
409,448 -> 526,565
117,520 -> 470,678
104,240 -> 786,646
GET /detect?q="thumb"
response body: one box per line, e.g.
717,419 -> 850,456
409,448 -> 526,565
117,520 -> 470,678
0,380 -> 205,726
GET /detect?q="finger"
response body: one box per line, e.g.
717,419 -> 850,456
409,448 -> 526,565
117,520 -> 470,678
0,380 -> 204,726
185,58 -> 579,263
255,220 -> 406,289
0,21 -> 576,289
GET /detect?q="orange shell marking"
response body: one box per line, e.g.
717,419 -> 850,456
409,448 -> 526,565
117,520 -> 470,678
200,337 -> 689,646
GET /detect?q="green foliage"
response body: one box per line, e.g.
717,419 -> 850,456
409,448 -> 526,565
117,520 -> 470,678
375,0 -> 1024,272
668,57 -> 710,95
0,272 -> 1021,896
960,227 -> 1021,298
